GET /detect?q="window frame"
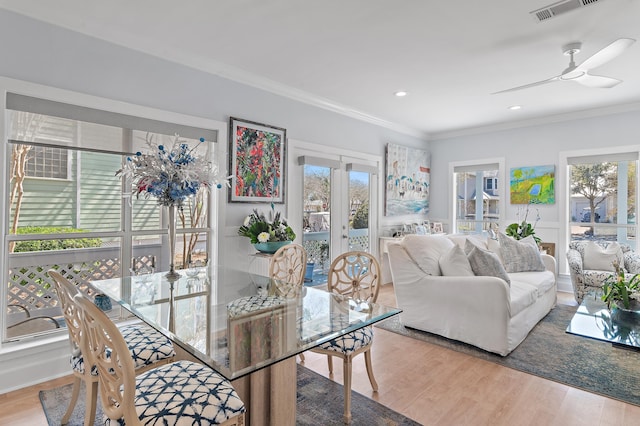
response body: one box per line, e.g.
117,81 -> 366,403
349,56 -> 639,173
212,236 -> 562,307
559,146 -> 640,277
449,158 -> 505,235
1,83 -> 228,345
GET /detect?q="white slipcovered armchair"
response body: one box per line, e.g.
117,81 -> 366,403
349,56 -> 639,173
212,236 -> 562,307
566,240 -> 640,303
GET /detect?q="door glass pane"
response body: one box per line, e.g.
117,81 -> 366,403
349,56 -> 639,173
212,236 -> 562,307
349,171 -> 370,251
454,169 -> 500,234
569,160 -> 637,246
302,165 -> 331,286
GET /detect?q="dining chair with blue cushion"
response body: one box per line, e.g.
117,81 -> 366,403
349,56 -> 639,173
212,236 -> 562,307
48,270 -> 176,426
269,243 -> 307,288
309,251 -> 381,423
74,292 -> 245,426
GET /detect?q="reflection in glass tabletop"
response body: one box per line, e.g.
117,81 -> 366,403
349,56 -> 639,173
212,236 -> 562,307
566,291 -> 640,349
90,267 -> 401,380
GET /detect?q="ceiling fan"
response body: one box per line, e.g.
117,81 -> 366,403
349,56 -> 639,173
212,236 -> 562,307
493,38 -> 636,94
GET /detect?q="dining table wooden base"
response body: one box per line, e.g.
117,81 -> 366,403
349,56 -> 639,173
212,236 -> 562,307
174,344 -> 297,425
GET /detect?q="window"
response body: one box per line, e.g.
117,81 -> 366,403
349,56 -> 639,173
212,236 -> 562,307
4,93 -> 219,342
453,162 -> 501,234
568,152 -> 638,247
24,146 -> 69,179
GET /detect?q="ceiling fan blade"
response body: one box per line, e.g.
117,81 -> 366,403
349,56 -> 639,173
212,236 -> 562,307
576,38 -> 636,71
491,76 -> 559,94
574,73 -> 622,88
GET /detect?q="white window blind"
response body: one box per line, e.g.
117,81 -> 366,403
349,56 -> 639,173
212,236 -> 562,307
453,163 -> 500,173
7,93 -> 217,154
567,152 -> 639,165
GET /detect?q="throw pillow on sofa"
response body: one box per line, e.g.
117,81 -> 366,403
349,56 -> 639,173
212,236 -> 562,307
466,245 -> 511,285
583,241 -> 623,272
462,236 -> 487,254
498,233 -> 546,273
439,245 -> 475,277
402,234 -> 455,276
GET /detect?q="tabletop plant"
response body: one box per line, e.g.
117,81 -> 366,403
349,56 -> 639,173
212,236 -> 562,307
601,259 -> 640,310
505,203 -> 541,244
238,206 -> 296,244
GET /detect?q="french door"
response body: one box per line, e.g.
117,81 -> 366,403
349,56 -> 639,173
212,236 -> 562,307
293,147 -> 379,285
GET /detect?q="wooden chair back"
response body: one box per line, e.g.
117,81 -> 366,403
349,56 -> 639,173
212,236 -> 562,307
48,270 -> 83,357
74,294 -> 142,425
269,243 -> 307,286
327,251 -> 381,303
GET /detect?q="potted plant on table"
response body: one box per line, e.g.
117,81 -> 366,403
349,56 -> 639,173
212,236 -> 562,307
505,203 -> 541,244
238,207 -> 296,254
601,260 -> 640,311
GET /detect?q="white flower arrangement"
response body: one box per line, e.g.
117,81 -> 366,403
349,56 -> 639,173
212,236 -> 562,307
237,207 -> 296,244
116,134 -> 229,207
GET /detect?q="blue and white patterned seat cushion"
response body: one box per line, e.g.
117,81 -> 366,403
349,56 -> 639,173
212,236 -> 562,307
227,295 -> 285,318
316,326 -> 373,355
71,324 -> 175,375
104,360 -> 245,425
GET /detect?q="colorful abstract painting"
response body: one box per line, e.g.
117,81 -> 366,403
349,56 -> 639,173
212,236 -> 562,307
510,165 -> 555,204
229,117 -> 286,203
385,143 -> 430,216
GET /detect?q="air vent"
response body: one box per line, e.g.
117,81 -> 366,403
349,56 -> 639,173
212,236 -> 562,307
530,0 -> 605,22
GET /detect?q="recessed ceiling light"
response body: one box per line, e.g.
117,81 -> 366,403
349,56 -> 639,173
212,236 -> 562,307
394,91 -> 408,97
508,105 -> 522,110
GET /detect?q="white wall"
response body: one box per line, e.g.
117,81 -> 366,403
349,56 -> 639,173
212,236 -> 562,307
0,9 -> 428,392
429,107 -> 640,282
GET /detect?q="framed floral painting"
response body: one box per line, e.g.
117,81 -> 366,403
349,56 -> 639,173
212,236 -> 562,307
229,117 -> 286,203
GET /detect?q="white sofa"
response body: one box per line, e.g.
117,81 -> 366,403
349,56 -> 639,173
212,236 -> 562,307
387,234 -> 557,356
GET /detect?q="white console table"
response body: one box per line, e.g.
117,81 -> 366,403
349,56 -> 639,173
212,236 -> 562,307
379,237 -> 402,285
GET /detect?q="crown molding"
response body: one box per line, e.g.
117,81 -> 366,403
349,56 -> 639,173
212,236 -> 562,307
430,101 -> 640,141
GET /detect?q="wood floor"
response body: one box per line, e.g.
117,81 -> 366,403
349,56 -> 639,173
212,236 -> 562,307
2,286 -> 639,425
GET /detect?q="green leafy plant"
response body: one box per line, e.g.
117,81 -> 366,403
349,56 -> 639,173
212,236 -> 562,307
602,260 -> 640,310
13,227 -> 102,252
505,203 -> 541,244
238,208 -> 296,244
505,221 -> 540,244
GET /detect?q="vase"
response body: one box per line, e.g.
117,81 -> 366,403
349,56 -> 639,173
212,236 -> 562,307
253,241 -> 291,254
613,299 -> 640,313
166,205 -> 181,280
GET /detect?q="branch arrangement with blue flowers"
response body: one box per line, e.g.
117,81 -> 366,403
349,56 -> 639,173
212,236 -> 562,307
116,134 -> 230,207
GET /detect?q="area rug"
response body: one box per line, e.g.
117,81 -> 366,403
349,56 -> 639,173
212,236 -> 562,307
376,304 -> 640,406
40,364 -> 420,426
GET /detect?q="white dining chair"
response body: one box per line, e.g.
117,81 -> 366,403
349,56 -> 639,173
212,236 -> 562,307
309,251 -> 381,422
48,269 -> 176,426
74,292 -> 245,426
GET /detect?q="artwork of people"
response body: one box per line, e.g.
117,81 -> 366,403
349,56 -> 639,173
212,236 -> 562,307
385,143 -> 430,216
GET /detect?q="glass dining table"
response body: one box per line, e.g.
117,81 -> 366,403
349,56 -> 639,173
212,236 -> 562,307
90,266 -> 401,425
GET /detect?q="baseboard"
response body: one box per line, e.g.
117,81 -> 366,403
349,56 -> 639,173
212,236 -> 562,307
0,337 -> 70,394
556,273 -> 572,294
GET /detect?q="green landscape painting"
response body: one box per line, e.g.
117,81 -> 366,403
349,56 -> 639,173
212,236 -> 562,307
510,165 -> 555,204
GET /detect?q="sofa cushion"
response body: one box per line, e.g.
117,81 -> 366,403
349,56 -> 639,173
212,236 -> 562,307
498,233 -> 546,273
583,241 -> 623,272
402,234 -> 455,276
583,269 -> 616,287
509,281 -> 539,317
467,245 -> 511,285
509,270 -> 556,297
439,245 -> 475,277
462,236 -> 488,255
486,237 -> 503,263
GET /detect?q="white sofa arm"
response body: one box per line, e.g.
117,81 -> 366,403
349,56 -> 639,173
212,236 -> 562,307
540,253 -> 557,278
388,243 -> 514,355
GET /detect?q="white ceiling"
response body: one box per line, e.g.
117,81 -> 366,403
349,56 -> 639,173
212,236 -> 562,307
1,0 -> 640,139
